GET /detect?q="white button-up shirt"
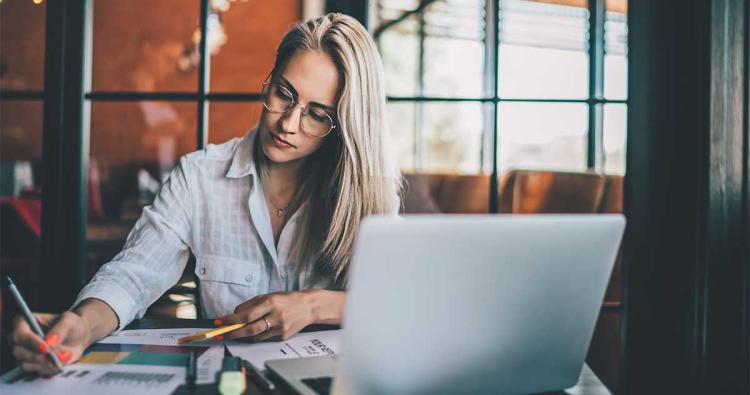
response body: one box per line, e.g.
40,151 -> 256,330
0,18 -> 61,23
74,130 -> 362,330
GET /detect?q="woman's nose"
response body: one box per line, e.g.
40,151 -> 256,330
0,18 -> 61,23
279,104 -> 303,134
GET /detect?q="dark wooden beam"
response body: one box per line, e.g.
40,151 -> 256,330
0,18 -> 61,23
40,0 -> 92,310
623,0 -> 749,393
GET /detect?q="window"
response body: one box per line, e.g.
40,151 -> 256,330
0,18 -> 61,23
374,0 -> 628,178
87,0 -> 300,226
0,0 -> 47,291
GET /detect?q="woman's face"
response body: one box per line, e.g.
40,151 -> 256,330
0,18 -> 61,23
259,50 -> 341,165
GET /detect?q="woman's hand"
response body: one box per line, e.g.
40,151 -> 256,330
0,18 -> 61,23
10,311 -> 93,376
217,289 -> 346,341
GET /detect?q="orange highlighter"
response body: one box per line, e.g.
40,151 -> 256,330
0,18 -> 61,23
176,323 -> 247,344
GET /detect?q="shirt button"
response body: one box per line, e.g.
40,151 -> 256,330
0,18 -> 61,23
199,267 -> 206,275
245,274 -> 253,283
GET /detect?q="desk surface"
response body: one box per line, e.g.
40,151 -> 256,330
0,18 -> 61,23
128,318 -> 611,395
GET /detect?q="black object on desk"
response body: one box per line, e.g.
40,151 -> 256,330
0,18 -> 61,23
300,377 -> 332,395
241,358 -> 276,392
186,350 -> 197,390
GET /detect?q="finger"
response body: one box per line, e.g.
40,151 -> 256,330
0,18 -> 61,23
11,315 -> 47,352
13,341 -> 64,373
20,360 -> 57,376
21,361 -> 45,373
38,365 -> 61,378
56,349 -> 75,364
220,299 -> 274,326
12,345 -> 48,365
30,360 -> 59,377
253,327 -> 283,342
45,311 -> 79,346
234,295 -> 268,314
32,313 -> 57,330
225,315 -> 276,340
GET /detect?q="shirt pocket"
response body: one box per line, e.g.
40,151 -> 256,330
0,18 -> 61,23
195,254 -> 262,316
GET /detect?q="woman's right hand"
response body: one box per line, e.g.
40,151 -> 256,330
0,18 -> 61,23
10,311 -> 93,376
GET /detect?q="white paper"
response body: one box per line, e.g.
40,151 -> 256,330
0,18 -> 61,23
98,328 -> 219,346
226,329 -> 342,370
196,344 -> 224,384
0,363 -> 185,395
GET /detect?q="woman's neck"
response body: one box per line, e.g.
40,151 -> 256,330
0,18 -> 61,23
267,159 -> 303,199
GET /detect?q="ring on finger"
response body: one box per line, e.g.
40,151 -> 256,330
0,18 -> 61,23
262,316 -> 271,333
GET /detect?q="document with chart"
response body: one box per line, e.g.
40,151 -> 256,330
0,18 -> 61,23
0,363 -> 186,395
226,329 -> 342,370
0,330 -> 226,393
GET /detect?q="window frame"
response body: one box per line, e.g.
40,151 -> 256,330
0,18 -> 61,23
374,0 -> 628,211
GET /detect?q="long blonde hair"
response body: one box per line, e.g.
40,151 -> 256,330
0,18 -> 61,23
255,13 -> 401,289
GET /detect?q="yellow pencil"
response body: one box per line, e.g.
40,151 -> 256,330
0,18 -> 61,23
177,323 -> 247,344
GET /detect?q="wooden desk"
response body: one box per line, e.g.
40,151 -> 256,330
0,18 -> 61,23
127,318 -> 611,395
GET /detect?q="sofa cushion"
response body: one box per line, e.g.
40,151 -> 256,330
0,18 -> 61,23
436,174 -> 490,214
500,170 -> 606,214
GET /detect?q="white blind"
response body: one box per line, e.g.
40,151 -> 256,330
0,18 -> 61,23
499,0 -> 589,52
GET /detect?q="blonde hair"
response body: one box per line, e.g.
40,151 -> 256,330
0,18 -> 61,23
255,13 -> 401,289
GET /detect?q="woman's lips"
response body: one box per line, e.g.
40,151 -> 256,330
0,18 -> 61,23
270,132 -> 295,149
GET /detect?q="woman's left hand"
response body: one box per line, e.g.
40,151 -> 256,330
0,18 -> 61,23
216,289 -> 344,341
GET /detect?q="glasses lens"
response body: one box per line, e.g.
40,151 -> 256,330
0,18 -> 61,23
302,107 -> 334,137
264,83 -> 293,112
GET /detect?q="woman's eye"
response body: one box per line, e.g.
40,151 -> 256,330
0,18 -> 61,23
274,87 -> 293,102
308,108 -> 329,123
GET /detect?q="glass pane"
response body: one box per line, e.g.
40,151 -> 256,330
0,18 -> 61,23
423,37 -> 484,97
498,102 -> 588,172
89,101 -> 197,224
208,101 -> 263,145
498,0 -> 589,99
0,101 -> 43,166
604,0 -> 628,99
92,0 -> 199,91
378,16 -> 419,97
422,0 -> 484,97
603,104 -> 626,175
422,102 -> 483,173
0,0 -> 46,90
210,0 -> 300,92
386,102 -> 416,171
0,100 -> 43,289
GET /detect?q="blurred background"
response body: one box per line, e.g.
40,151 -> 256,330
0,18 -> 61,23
1,0 -> 628,389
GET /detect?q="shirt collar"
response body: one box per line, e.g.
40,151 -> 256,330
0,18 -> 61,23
226,128 -> 259,179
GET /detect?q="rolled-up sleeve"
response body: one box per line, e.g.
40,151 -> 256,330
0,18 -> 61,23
73,157 -> 195,331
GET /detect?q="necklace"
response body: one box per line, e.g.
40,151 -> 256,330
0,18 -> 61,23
267,171 -> 295,218
268,198 -> 289,218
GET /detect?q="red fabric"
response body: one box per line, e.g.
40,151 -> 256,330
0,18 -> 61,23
88,159 -> 104,220
0,197 -> 42,238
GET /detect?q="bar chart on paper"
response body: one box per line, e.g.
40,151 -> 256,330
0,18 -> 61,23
0,363 -> 186,395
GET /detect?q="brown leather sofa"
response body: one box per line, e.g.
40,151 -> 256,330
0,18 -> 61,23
401,170 -> 624,391
401,170 -> 619,214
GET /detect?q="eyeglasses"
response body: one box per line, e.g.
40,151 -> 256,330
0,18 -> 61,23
262,81 -> 337,138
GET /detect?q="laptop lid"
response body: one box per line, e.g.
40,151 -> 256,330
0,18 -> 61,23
336,214 -> 625,395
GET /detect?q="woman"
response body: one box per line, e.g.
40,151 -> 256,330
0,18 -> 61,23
10,13 -> 400,376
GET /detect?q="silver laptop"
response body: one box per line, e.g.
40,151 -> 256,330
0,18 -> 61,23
266,214 -> 625,395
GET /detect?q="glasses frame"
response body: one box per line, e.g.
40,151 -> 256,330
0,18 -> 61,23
261,81 -> 337,138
